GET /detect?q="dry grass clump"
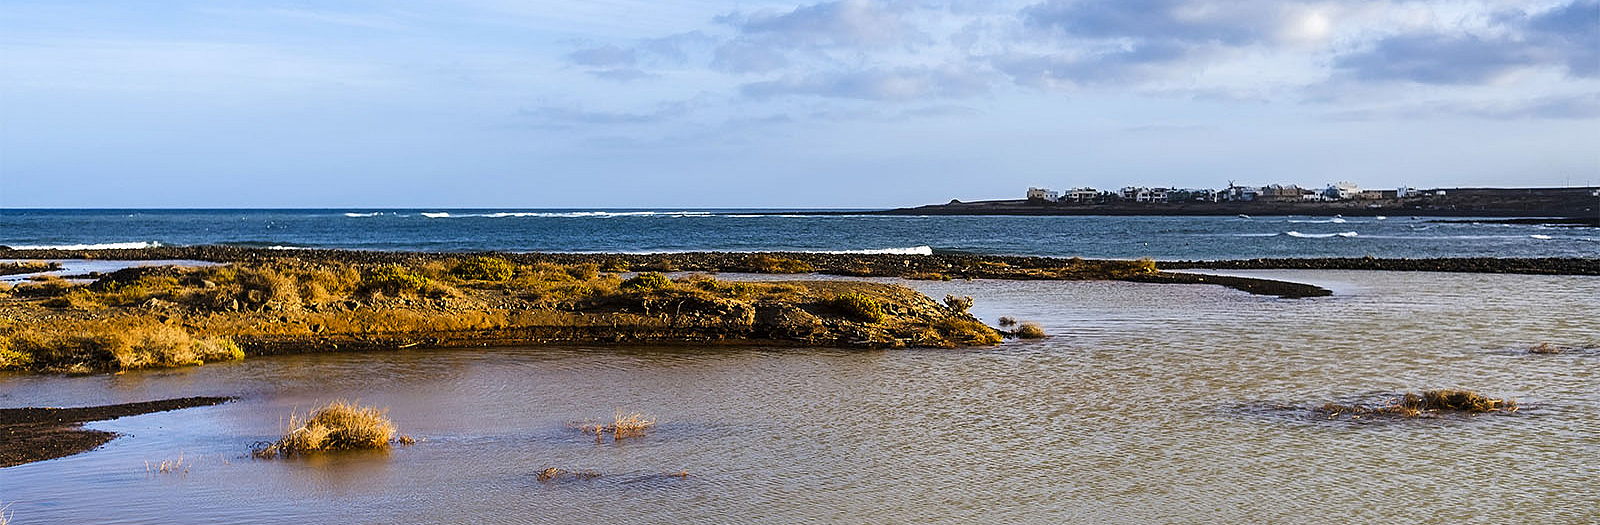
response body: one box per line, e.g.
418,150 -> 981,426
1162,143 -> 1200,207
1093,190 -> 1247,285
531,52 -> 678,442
253,401 -> 408,457
572,411 -> 657,443
942,294 -> 972,313
11,275 -> 79,298
1317,389 -> 1518,419
906,272 -> 951,281
0,320 -> 242,372
997,316 -> 1017,326
146,452 -> 190,476
746,255 -> 814,274
1528,343 -> 1562,354
1013,322 -> 1047,339
927,318 -> 1003,346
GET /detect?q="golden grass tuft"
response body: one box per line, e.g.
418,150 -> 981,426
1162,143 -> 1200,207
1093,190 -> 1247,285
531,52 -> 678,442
1013,322 -> 1047,339
997,316 -> 1017,327
253,400 -> 407,457
573,411 -> 657,443
0,321 -> 242,372
1317,389 -> 1518,419
1528,343 -> 1562,354
746,255 -> 814,274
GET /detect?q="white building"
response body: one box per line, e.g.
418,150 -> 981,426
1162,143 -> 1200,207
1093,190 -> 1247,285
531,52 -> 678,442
1066,187 -> 1100,202
1222,185 -> 1259,201
1397,187 -> 1418,198
1324,181 -> 1362,200
1026,187 -> 1060,202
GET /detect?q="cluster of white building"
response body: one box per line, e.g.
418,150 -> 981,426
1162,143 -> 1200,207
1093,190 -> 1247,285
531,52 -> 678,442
1027,183 -> 1427,204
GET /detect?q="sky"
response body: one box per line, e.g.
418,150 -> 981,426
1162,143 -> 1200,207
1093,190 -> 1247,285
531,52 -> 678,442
1,0 -> 1596,208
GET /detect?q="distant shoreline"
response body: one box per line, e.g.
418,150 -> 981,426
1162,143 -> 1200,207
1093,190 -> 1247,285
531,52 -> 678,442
784,186 -> 1599,218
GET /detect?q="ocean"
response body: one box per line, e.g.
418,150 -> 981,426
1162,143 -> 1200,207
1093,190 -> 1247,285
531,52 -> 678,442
2,209 -> 1596,259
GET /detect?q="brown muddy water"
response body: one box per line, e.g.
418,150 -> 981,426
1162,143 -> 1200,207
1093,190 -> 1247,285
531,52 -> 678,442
2,271 -> 1597,524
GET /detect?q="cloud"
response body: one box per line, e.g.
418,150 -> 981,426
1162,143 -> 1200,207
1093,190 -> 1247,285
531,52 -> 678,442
1020,0 -> 1276,45
566,44 -> 636,67
1333,34 -> 1536,84
636,31 -> 716,64
994,41 -> 1197,88
1325,93 -> 1600,121
587,68 -> 657,82
711,41 -> 791,73
1333,0 -> 1599,85
716,0 -> 924,48
519,100 -> 693,125
1524,0 -> 1599,77
740,65 -> 990,100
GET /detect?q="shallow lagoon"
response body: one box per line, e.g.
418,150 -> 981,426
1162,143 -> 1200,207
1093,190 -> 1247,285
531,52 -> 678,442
2,271 -> 1596,524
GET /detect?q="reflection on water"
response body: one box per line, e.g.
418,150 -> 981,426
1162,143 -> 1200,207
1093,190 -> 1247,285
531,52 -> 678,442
1,271 -> 1597,524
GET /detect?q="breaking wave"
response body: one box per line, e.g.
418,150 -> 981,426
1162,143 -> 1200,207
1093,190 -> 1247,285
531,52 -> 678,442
1285,231 -> 1359,239
555,245 -> 936,256
419,211 -> 715,219
344,212 -> 408,218
807,246 -> 935,255
5,241 -> 163,250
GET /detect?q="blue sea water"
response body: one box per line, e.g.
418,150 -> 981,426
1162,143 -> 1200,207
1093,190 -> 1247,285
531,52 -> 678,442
1,209 -> 1596,259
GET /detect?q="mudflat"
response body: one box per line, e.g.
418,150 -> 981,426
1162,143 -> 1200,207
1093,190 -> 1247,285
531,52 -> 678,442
0,396 -> 232,468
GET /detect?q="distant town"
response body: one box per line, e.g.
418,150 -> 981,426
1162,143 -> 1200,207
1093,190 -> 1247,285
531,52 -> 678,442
849,184 -> 1599,218
1024,181 -> 1427,204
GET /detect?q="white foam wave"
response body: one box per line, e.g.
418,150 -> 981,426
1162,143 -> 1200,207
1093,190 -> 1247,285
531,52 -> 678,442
551,245 -> 936,256
420,211 -> 715,219
1529,234 -> 1553,240
1285,231 -> 1358,239
808,246 -> 935,255
7,241 -> 163,250
1288,218 -> 1349,224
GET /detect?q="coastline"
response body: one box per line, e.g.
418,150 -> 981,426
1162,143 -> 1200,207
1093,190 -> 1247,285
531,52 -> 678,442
0,245 -> 1337,297
789,187 -> 1599,217
0,397 -> 232,468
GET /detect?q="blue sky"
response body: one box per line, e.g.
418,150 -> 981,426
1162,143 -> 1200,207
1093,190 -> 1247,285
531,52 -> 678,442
1,0 -> 1596,208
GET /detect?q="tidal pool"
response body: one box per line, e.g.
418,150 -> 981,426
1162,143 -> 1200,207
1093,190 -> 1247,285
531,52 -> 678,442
2,271 -> 1596,524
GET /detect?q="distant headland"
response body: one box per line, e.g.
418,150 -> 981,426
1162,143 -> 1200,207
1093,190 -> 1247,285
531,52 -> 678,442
840,185 -> 1600,218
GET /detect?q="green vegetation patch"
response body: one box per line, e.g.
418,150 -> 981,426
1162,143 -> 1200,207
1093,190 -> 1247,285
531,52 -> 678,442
829,292 -> 885,323
361,265 -> 430,296
451,256 -> 516,281
621,272 -> 673,292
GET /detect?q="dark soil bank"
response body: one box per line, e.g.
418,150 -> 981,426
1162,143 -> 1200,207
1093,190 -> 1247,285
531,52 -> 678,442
1165,257 -> 1600,275
0,396 -> 232,468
